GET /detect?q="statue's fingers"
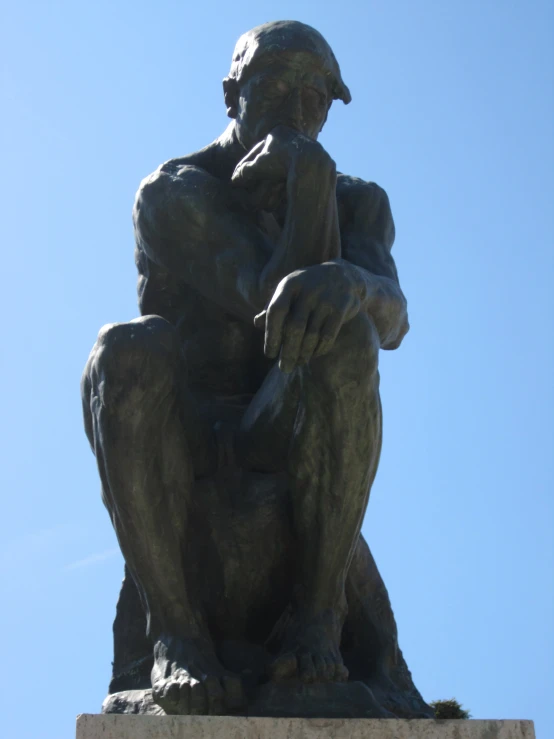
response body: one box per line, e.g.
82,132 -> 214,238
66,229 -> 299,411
231,141 -> 265,181
238,139 -> 266,165
230,158 -> 260,186
232,150 -> 281,187
253,310 -> 267,330
313,312 -> 344,358
279,308 -> 310,373
297,311 -> 326,365
264,291 -> 292,359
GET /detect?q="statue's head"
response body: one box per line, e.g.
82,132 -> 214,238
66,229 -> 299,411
223,21 -> 351,150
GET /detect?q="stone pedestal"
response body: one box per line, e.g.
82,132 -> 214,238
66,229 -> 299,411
76,715 -> 535,738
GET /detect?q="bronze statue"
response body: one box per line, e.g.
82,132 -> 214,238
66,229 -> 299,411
82,20 -> 432,719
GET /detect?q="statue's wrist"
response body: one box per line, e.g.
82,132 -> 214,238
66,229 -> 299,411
329,259 -> 367,303
288,146 -> 336,198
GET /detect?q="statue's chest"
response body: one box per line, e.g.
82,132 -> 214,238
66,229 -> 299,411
177,293 -> 270,394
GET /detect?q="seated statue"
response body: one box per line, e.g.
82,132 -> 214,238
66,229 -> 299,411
81,20 -> 432,719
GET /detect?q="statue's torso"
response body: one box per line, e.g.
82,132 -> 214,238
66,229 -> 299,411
136,237 -> 272,397
134,145 -> 372,397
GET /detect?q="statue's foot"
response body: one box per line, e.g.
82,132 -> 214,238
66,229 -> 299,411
268,609 -> 349,684
151,634 -> 246,715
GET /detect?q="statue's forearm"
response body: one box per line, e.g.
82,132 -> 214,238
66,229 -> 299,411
135,154 -> 342,325
259,157 -> 341,298
134,164 -> 282,323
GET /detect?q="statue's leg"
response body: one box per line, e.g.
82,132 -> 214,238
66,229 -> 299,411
81,315 -> 244,715
343,536 -> 434,717
238,311 -> 381,684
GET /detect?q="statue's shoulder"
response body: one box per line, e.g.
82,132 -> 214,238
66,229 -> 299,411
157,148 -> 212,176
336,174 -> 391,212
142,150 -> 210,184
134,145 -> 224,226
138,143 -> 219,192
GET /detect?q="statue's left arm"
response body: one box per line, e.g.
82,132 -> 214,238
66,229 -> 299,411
335,176 -> 409,350
247,151 -> 410,372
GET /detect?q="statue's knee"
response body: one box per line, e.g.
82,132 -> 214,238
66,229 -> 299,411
309,313 -> 379,398
332,312 -> 380,375
91,316 -> 181,403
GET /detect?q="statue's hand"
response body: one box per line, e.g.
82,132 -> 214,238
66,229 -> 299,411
231,125 -> 335,211
254,262 -> 362,373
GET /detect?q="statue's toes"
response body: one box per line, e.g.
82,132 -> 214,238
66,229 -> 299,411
154,672 -> 245,716
335,662 -> 349,682
189,679 -> 209,715
268,651 -> 298,681
312,654 -> 334,682
202,675 -> 224,715
221,674 -> 246,712
298,652 -> 317,683
151,680 -> 170,708
153,679 -> 191,714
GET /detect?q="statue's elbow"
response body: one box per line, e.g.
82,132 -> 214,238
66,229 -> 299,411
382,309 -> 409,351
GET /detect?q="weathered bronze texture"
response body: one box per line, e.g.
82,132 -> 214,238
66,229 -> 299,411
82,20 -> 431,719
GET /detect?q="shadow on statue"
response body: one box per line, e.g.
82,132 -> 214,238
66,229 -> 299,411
82,20 -> 433,719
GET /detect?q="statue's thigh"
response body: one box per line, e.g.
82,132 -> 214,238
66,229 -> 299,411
82,315 -> 217,478
237,362 -> 302,472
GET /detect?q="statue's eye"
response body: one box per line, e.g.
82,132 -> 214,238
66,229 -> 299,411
271,80 -> 289,95
305,88 -> 326,110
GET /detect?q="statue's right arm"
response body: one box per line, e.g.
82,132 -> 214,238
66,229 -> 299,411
133,161 -> 275,324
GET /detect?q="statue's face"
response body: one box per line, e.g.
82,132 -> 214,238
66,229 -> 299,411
232,51 -> 332,150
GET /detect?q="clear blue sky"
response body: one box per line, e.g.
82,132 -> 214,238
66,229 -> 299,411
1,1 -> 552,737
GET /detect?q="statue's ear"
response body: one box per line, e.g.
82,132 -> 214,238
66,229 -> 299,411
222,77 -> 239,119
